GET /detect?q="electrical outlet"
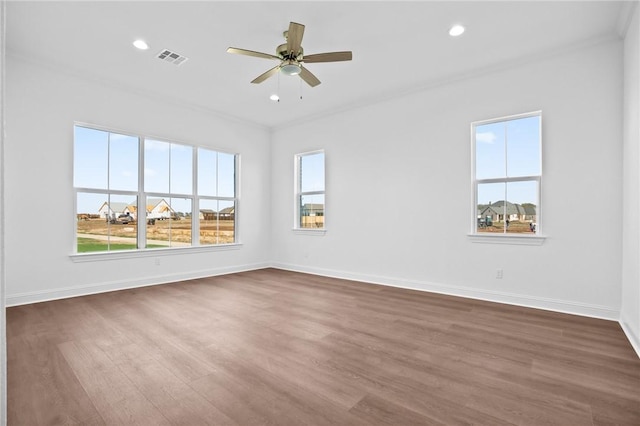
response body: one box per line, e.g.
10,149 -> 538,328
496,269 -> 503,279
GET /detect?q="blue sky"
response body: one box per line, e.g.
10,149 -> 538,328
475,115 -> 540,206
74,126 -> 235,215
300,151 -> 325,193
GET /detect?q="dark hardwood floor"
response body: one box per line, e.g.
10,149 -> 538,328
6,268 -> 640,425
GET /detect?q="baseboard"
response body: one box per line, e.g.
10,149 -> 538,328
620,313 -> 640,358
271,262 -> 620,321
6,260 -> 624,324
5,262 -> 270,307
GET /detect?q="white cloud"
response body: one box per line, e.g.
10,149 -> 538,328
144,168 -> 157,177
145,140 -> 170,151
476,131 -> 497,144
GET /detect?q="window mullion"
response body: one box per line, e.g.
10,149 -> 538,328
193,147 -> 199,246
504,122 -> 508,233
138,137 -> 146,249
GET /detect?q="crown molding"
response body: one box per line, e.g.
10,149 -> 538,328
271,33 -> 621,133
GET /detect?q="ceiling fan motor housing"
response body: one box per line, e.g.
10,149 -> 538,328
277,43 -> 303,60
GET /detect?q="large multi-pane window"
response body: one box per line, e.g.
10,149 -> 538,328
74,124 -> 237,253
295,151 -> 325,229
472,112 -> 541,235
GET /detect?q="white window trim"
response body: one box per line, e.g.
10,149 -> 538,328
292,228 -> 327,236
72,123 -> 240,257
469,111 -> 545,245
467,234 -> 545,245
294,149 -> 326,232
70,243 -> 243,263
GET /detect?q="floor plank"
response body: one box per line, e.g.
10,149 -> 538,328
7,268 -> 640,425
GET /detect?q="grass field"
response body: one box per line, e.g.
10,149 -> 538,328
77,238 -> 167,253
77,238 -> 136,252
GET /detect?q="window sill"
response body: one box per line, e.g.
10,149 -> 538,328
70,243 -> 243,263
292,228 -> 326,236
467,234 -> 545,246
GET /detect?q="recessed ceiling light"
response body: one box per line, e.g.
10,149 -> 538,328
449,25 -> 465,37
133,39 -> 149,50
270,94 -> 280,102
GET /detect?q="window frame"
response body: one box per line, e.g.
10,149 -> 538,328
72,122 -> 240,258
294,150 -> 326,233
469,111 -> 545,245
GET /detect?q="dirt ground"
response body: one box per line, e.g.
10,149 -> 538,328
477,221 -> 536,234
77,218 -> 235,244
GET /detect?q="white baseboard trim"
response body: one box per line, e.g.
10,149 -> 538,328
620,313 -> 640,359
6,261 -> 635,359
5,260 -> 625,331
5,262 -> 270,307
271,262 -> 620,321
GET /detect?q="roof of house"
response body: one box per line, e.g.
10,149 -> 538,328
479,200 -> 532,217
146,198 -> 173,212
98,202 -> 129,213
301,204 -> 324,210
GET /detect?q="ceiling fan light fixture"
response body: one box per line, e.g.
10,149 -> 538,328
280,62 -> 302,76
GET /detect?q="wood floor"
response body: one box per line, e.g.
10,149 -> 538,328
6,268 -> 640,425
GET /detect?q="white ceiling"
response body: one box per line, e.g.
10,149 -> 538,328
6,1 -> 630,129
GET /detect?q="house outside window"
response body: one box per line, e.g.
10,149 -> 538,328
74,124 -> 237,253
295,150 -> 325,229
472,111 -> 541,235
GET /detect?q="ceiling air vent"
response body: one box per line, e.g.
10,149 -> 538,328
156,49 -> 188,66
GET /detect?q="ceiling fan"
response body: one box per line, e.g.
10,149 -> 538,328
227,21 -> 352,88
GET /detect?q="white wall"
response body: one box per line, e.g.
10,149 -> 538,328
271,39 -> 624,320
621,4 -> 640,355
0,1 -> 6,423
4,55 -> 272,305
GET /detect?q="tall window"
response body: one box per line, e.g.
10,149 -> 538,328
74,124 -> 237,253
197,148 -> 236,245
144,139 -> 194,247
295,151 -> 325,229
472,112 -> 541,235
74,126 -> 139,252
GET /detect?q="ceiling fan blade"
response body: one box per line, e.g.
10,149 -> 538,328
302,51 -> 353,63
299,65 -> 321,87
251,65 -> 281,84
227,47 -> 280,61
286,22 -> 305,57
